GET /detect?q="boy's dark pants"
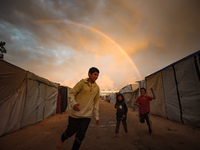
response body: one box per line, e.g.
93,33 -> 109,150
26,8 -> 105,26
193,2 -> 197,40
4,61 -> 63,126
115,117 -> 128,133
61,116 -> 91,150
139,112 -> 152,132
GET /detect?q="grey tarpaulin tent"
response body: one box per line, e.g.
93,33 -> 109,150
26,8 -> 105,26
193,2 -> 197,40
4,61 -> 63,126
145,50 -> 200,127
109,93 -> 117,104
119,84 -> 139,110
0,60 -> 59,136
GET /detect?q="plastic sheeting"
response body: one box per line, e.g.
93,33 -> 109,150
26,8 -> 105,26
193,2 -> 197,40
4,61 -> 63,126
119,84 -> 139,109
21,80 -> 46,127
109,93 -> 117,104
146,50 -> 200,127
0,60 -> 59,136
146,72 -> 167,118
0,80 -> 26,136
162,66 -> 182,123
44,85 -> 58,119
162,55 -> 200,126
21,73 -> 58,128
174,56 -> 200,126
0,60 -> 27,102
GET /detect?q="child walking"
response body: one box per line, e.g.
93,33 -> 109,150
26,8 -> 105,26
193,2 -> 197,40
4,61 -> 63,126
112,93 -> 128,137
135,88 -> 156,135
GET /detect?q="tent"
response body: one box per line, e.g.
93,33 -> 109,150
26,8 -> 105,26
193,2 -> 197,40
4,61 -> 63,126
109,93 -> 117,104
56,86 -> 72,114
0,60 -> 59,136
137,80 -> 146,92
119,84 -> 139,110
145,50 -> 200,127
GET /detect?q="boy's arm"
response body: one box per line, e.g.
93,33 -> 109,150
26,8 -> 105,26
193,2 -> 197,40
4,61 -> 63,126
93,87 -> 100,122
124,103 -> 128,114
134,102 -> 141,107
134,97 -> 141,107
150,88 -> 156,99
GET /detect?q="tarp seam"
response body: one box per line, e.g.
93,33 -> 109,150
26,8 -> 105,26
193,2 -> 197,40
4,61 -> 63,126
194,55 -> 200,82
172,65 -> 184,124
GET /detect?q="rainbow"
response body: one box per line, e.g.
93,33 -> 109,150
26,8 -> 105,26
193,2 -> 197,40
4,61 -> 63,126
35,20 -> 142,79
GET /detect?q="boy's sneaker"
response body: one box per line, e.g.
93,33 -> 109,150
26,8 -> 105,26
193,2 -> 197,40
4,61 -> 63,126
149,128 -> 153,135
112,134 -> 118,138
123,133 -> 129,136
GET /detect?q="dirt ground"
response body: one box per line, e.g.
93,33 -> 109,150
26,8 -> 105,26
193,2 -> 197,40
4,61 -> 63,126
0,99 -> 200,150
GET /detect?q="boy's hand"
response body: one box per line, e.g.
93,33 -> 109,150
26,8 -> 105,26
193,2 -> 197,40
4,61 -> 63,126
150,88 -> 156,99
56,141 -> 63,150
96,120 -> 100,126
73,104 -> 80,111
135,103 -> 141,107
122,115 -> 126,118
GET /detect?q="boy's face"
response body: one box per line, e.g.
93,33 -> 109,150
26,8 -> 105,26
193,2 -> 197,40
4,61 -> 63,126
140,89 -> 146,96
88,72 -> 99,83
118,95 -> 123,101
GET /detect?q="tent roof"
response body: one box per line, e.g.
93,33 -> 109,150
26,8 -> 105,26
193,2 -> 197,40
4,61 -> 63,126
120,84 -> 139,93
0,60 -> 59,102
27,72 -> 59,88
0,59 -> 27,102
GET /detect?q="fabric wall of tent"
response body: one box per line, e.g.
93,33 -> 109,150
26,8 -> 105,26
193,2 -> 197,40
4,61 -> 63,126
145,50 -> 200,127
0,60 -> 59,136
119,84 -> 139,110
100,95 -> 108,102
138,80 -> 146,91
109,93 -> 117,104
56,86 -> 72,114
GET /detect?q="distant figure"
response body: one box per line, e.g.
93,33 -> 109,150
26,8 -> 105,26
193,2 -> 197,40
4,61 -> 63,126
112,93 -> 128,138
106,95 -> 110,103
134,88 -> 156,135
57,67 -> 100,150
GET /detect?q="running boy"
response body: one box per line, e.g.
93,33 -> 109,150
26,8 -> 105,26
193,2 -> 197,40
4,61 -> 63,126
57,67 -> 100,150
135,88 -> 156,134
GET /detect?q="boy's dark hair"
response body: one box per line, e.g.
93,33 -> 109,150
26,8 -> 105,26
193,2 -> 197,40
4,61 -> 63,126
140,87 -> 146,92
89,67 -> 99,74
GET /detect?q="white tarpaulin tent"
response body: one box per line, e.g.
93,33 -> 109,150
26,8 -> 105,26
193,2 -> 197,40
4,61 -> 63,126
119,84 -> 139,110
145,50 -> 200,127
109,93 -> 117,104
0,60 -> 59,136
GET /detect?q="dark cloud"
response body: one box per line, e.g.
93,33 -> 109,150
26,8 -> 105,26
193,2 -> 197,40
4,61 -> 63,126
0,0 -> 200,89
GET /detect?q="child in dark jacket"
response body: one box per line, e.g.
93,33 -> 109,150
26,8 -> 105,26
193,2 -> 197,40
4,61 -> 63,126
112,93 -> 128,137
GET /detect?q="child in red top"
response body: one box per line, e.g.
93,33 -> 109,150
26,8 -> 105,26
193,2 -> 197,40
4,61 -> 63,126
135,88 -> 156,134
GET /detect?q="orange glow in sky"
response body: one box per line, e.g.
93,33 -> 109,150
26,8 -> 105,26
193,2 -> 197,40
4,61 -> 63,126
36,19 -> 142,79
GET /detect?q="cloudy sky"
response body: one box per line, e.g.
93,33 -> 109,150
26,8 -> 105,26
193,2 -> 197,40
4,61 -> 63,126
0,0 -> 200,90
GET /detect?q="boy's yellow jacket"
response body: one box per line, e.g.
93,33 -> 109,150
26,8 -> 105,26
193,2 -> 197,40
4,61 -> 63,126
69,78 -> 100,120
